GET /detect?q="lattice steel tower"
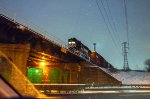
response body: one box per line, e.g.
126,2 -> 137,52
122,42 -> 129,71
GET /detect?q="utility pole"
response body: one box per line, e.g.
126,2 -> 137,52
93,43 -> 96,51
122,42 -> 129,71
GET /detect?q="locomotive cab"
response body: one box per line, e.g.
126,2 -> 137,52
68,38 -> 92,61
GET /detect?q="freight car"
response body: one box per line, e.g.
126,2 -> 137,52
91,51 -> 112,68
68,38 -> 91,61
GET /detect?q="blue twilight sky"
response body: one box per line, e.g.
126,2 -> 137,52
0,0 -> 150,70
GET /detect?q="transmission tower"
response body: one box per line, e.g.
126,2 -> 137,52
122,42 -> 129,71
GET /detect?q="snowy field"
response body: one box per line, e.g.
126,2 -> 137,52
112,71 -> 150,84
100,67 -> 150,84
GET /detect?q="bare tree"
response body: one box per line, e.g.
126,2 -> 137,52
145,58 -> 150,71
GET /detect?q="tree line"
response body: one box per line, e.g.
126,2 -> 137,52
145,58 -> 150,71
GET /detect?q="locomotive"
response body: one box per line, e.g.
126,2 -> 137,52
68,38 -> 92,61
68,38 -> 112,69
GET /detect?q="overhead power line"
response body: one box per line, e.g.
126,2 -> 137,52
105,0 -> 122,44
95,0 -> 120,51
100,0 -> 120,44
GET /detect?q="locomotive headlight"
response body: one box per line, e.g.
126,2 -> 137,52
72,41 -> 75,44
68,41 -> 76,44
68,42 -> 72,44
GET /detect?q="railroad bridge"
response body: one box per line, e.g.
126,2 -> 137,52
0,14 -> 121,95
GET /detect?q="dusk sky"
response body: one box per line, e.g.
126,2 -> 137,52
0,0 -> 150,70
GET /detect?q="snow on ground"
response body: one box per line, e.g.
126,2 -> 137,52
99,67 -> 150,84
111,71 -> 150,84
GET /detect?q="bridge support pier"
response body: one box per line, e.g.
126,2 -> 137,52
0,43 -> 34,96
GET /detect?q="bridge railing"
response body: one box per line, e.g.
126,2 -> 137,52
0,5 -> 67,48
0,4 -> 92,63
85,84 -> 150,90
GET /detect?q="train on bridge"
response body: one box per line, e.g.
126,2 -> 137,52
0,13 -> 120,88
68,38 -> 114,69
27,38 -> 116,84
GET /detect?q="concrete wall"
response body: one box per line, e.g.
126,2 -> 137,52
0,43 -> 30,75
0,44 -> 40,96
79,66 -> 121,85
53,63 -> 79,84
54,63 -> 121,85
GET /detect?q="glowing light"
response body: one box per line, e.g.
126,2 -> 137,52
36,70 -> 39,73
68,41 -> 76,44
68,42 -> 72,44
72,41 -> 75,44
40,61 -> 46,67
17,25 -> 26,31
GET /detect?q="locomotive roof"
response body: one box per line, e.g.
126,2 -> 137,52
68,38 -> 91,52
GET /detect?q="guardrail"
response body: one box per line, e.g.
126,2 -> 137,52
85,84 -> 150,90
0,11 -> 90,61
0,7 -> 67,48
28,84 -> 87,93
27,83 -> 150,94
0,7 -> 95,64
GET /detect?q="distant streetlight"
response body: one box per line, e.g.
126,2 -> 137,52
40,61 -> 46,67
16,25 -> 26,31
